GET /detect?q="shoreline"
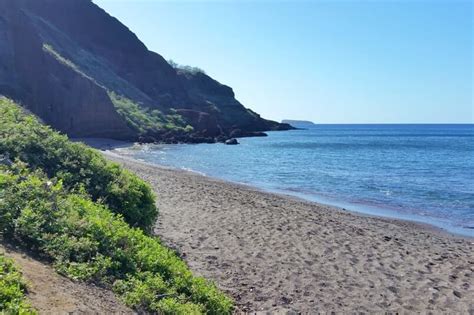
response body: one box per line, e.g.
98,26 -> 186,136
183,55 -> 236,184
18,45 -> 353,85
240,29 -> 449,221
103,148 -> 472,240
105,149 -> 473,242
102,149 -> 474,313
77,137 -> 472,238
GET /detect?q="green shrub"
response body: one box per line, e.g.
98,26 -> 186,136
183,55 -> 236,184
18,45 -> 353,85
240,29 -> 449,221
0,254 -> 37,314
0,167 -> 233,314
108,92 -> 189,135
0,98 -> 157,232
184,125 -> 195,133
0,97 -> 233,313
168,59 -> 207,75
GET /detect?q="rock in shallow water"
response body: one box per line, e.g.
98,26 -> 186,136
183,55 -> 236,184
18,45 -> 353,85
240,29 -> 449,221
225,138 -> 239,145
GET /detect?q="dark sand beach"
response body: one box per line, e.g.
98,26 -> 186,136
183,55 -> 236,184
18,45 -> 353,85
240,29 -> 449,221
104,151 -> 474,313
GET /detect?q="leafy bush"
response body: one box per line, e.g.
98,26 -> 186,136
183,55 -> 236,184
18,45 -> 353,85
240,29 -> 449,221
0,167 -> 233,314
0,254 -> 36,314
0,98 -> 157,232
0,97 -> 233,314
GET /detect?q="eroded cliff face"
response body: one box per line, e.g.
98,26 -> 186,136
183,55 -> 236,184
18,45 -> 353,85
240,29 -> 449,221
0,0 -> 134,139
0,0 -> 293,141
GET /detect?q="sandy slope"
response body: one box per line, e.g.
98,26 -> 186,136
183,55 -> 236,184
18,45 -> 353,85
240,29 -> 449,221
105,152 -> 474,314
1,244 -> 134,314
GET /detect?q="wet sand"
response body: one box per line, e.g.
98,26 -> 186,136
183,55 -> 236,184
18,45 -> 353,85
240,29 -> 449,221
104,151 -> 474,313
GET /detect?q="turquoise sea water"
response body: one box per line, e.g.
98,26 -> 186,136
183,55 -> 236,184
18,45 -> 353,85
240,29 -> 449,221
117,124 -> 474,237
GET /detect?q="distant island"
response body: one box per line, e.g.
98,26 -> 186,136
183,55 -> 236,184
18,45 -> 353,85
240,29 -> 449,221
281,119 -> 316,128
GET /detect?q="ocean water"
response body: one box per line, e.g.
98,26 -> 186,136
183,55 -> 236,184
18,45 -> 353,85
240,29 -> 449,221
116,124 -> 474,237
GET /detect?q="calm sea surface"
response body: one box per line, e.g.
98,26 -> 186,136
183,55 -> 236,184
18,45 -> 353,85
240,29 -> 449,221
116,124 -> 474,237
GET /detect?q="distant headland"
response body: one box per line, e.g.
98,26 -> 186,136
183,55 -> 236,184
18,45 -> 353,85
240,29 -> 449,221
281,120 -> 316,128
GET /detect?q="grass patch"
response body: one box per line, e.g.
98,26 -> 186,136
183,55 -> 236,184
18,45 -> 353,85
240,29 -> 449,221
108,91 -> 193,136
0,254 -> 36,314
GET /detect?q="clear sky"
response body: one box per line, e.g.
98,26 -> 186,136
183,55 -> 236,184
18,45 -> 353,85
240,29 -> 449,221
93,0 -> 473,124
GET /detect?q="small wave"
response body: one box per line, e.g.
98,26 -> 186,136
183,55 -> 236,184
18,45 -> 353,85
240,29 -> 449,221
180,167 -> 207,176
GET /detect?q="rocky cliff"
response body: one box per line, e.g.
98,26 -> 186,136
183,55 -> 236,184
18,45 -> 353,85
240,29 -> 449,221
0,0 -> 293,142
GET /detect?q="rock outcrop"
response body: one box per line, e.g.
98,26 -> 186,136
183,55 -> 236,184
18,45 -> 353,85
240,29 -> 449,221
0,0 -> 294,142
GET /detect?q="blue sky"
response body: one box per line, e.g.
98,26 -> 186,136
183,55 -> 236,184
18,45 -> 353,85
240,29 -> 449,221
94,0 -> 472,123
